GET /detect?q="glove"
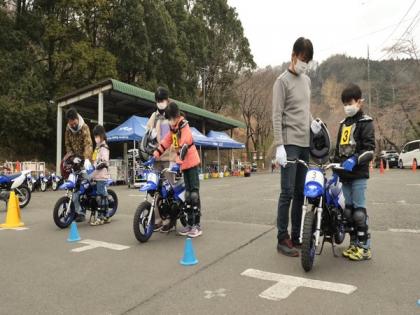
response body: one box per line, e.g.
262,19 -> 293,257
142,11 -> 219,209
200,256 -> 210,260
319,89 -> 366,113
311,119 -> 322,134
73,157 -> 82,164
342,156 -> 357,171
275,145 -> 287,167
84,159 -> 93,172
170,164 -> 181,173
144,157 -> 156,166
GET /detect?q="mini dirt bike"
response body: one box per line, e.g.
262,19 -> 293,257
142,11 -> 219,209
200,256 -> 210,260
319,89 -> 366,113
133,164 -> 188,243
39,172 -> 50,192
53,157 -> 118,228
290,159 -> 350,272
26,173 -> 36,192
51,173 -> 63,191
0,169 -> 32,208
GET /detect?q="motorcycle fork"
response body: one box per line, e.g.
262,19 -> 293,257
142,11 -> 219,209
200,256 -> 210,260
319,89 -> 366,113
299,199 -> 308,243
66,191 -> 73,214
314,197 -> 323,247
147,194 -> 157,226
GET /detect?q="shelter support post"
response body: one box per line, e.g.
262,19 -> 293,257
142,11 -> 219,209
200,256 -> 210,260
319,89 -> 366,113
56,106 -> 63,175
98,92 -> 104,125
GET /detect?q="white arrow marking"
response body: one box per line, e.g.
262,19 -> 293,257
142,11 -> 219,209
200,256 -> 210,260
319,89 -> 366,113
204,288 -> 227,299
71,239 -> 130,252
241,269 -> 357,301
389,228 -> 420,234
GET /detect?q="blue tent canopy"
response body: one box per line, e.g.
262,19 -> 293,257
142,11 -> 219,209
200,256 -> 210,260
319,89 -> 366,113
206,131 -> 245,149
190,127 -> 218,148
106,116 -> 148,142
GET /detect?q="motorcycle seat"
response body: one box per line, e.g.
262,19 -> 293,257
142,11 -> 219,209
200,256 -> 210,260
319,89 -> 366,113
2,173 -> 22,181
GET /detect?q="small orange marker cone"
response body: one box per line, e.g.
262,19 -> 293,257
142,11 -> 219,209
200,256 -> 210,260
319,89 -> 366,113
0,191 -> 24,228
380,159 -> 385,175
412,159 -> 417,173
386,159 -> 390,171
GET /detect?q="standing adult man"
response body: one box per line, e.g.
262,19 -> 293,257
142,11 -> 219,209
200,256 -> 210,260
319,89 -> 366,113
64,107 -> 93,222
272,37 -> 322,257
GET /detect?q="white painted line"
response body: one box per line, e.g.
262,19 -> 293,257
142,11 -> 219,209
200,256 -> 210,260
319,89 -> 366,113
241,268 -> 357,301
389,228 -> 420,234
204,288 -> 227,299
71,239 -> 130,252
406,184 -> 420,186
372,202 -> 420,206
0,227 -> 29,231
128,194 -> 144,197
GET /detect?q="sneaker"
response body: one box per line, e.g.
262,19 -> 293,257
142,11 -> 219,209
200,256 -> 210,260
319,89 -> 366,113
277,239 -> 299,257
342,244 -> 357,258
160,221 -> 176,233
103,217 -> 111,224
188,226 -> 202,238
178,225 -> 192,236
348,246 -> 372,261
75,213 -> 86,223
90,217 -> 104,226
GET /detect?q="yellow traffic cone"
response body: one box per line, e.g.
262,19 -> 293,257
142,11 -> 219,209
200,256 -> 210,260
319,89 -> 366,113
0,191 -> 24,228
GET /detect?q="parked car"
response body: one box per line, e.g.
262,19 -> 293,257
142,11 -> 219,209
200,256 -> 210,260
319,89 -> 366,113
375,150 -> 399,168
398,140 -> 420,169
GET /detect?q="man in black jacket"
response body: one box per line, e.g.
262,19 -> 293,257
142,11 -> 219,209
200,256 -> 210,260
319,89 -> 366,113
334,83 -> 375,261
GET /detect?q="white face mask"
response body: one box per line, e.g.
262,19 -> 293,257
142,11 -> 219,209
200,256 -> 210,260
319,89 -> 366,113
344,104 -> 359,117
294,59 -> 308,75
157,101 -> 167,111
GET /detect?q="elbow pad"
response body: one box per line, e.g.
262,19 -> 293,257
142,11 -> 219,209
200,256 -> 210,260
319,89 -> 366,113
179,144 -> 189,161
358,151 -> 374,165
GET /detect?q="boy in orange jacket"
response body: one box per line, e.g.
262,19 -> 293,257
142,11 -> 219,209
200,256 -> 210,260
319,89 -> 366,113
152,102 -> 202,238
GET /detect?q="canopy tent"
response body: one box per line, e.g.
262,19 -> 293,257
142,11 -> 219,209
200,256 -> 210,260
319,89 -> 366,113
106,115 -> 148,142
106,115 -> 148,187
206,131 -> 245,149
191,127 -> 218,148
206,131 -> 245,172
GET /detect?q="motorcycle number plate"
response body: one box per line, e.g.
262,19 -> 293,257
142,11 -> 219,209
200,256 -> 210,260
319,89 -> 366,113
305,169 -> 324,187
147,173 -> 158,185
178,190 -> 185,202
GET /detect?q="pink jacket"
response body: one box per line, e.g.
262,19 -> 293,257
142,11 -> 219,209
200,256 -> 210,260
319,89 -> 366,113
92,141 -> 110,180
153,116 -> 200,171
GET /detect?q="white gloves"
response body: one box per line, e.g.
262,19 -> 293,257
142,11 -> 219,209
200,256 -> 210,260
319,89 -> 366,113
275,145 -> 287,167
84,159 -> 93,171
311,119 -> 322,134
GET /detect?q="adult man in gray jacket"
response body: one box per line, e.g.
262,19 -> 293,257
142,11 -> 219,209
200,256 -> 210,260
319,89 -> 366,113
272,37 -> 321,257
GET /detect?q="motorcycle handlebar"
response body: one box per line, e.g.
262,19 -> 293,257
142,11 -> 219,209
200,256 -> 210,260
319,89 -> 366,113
286,160 -> 345,171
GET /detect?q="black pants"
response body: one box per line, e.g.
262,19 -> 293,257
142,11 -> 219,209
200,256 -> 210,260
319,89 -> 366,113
183,166 -> 201,225
277,145 -> 309,242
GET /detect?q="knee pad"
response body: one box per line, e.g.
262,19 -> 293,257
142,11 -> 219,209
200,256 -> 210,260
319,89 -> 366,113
185,191 -> 191,204
343,205 -> 354,221
353,208 -> 367,227
190,191 -> 200,208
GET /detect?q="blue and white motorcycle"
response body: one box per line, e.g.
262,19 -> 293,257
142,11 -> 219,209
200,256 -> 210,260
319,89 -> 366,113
133,163 -> 188,243
26,173 -> 37,192
52,157 -> 118,228
290,159 -> 349,272
39,172 -> 50,192
0,169 -> 32,209
51,173 -> 63,191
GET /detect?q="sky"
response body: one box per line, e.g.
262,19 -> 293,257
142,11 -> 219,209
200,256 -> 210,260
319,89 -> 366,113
227,0 -> 420,68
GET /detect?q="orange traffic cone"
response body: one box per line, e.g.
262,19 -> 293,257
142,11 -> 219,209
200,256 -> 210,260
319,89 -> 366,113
0,191 -> 24,228
386,159 -> 390,171
412,159 -> 417,173
380,159 -> 385,175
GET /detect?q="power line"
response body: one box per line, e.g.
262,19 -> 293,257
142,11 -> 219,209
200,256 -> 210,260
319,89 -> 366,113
376,0 -> 417,50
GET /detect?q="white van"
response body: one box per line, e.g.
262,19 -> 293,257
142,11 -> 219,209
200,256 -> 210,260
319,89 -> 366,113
398,140 -> 420,169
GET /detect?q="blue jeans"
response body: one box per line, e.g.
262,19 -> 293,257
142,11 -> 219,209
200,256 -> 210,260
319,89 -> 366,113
95,180 -> 108,196
277,145 -> 309,242
342,179 -> 367,208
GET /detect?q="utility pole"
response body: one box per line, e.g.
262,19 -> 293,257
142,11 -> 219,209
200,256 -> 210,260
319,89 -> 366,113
200,67 -> 209,110
367,45 -> 372,114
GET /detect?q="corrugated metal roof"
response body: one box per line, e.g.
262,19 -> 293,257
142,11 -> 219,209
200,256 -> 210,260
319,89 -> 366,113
109,79 -> 245,128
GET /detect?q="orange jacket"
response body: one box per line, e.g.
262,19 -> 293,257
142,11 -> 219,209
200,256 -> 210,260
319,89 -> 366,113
153,116 -> 200,171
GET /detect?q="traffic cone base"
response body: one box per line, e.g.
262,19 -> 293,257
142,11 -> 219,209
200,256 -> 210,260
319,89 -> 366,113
0,191 -> 24,228
67,221 -> 81,242
180,238 -> 198,266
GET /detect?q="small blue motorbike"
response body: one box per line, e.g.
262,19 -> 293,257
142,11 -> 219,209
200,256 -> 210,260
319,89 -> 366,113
26,173 -> 37,192
52,157 -> 118,228
51,172 -> 63,191
289,159 -> 349,272
0,169 -> 32,208
133,163 -> 188,243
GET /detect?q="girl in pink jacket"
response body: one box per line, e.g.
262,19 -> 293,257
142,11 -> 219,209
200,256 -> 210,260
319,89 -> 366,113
91,125 -> 111,226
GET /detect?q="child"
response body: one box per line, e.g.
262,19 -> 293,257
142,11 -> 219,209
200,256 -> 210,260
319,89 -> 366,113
90,125 -> 111,226
333,83 -> 375,261
152,102 -> 202,238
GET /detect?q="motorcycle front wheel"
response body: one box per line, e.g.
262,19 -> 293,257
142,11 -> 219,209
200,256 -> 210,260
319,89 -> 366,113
16,186 -> 31,208
53,196 -> 76,228
133,201 -> 154,243
301,209 -> 316,272
41,181 -> 47,192
52,181 -> 58,191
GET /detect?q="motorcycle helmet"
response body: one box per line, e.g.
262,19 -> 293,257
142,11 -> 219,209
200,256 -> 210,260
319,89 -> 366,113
139,129 -> 158,162
309,120 -> 331,164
